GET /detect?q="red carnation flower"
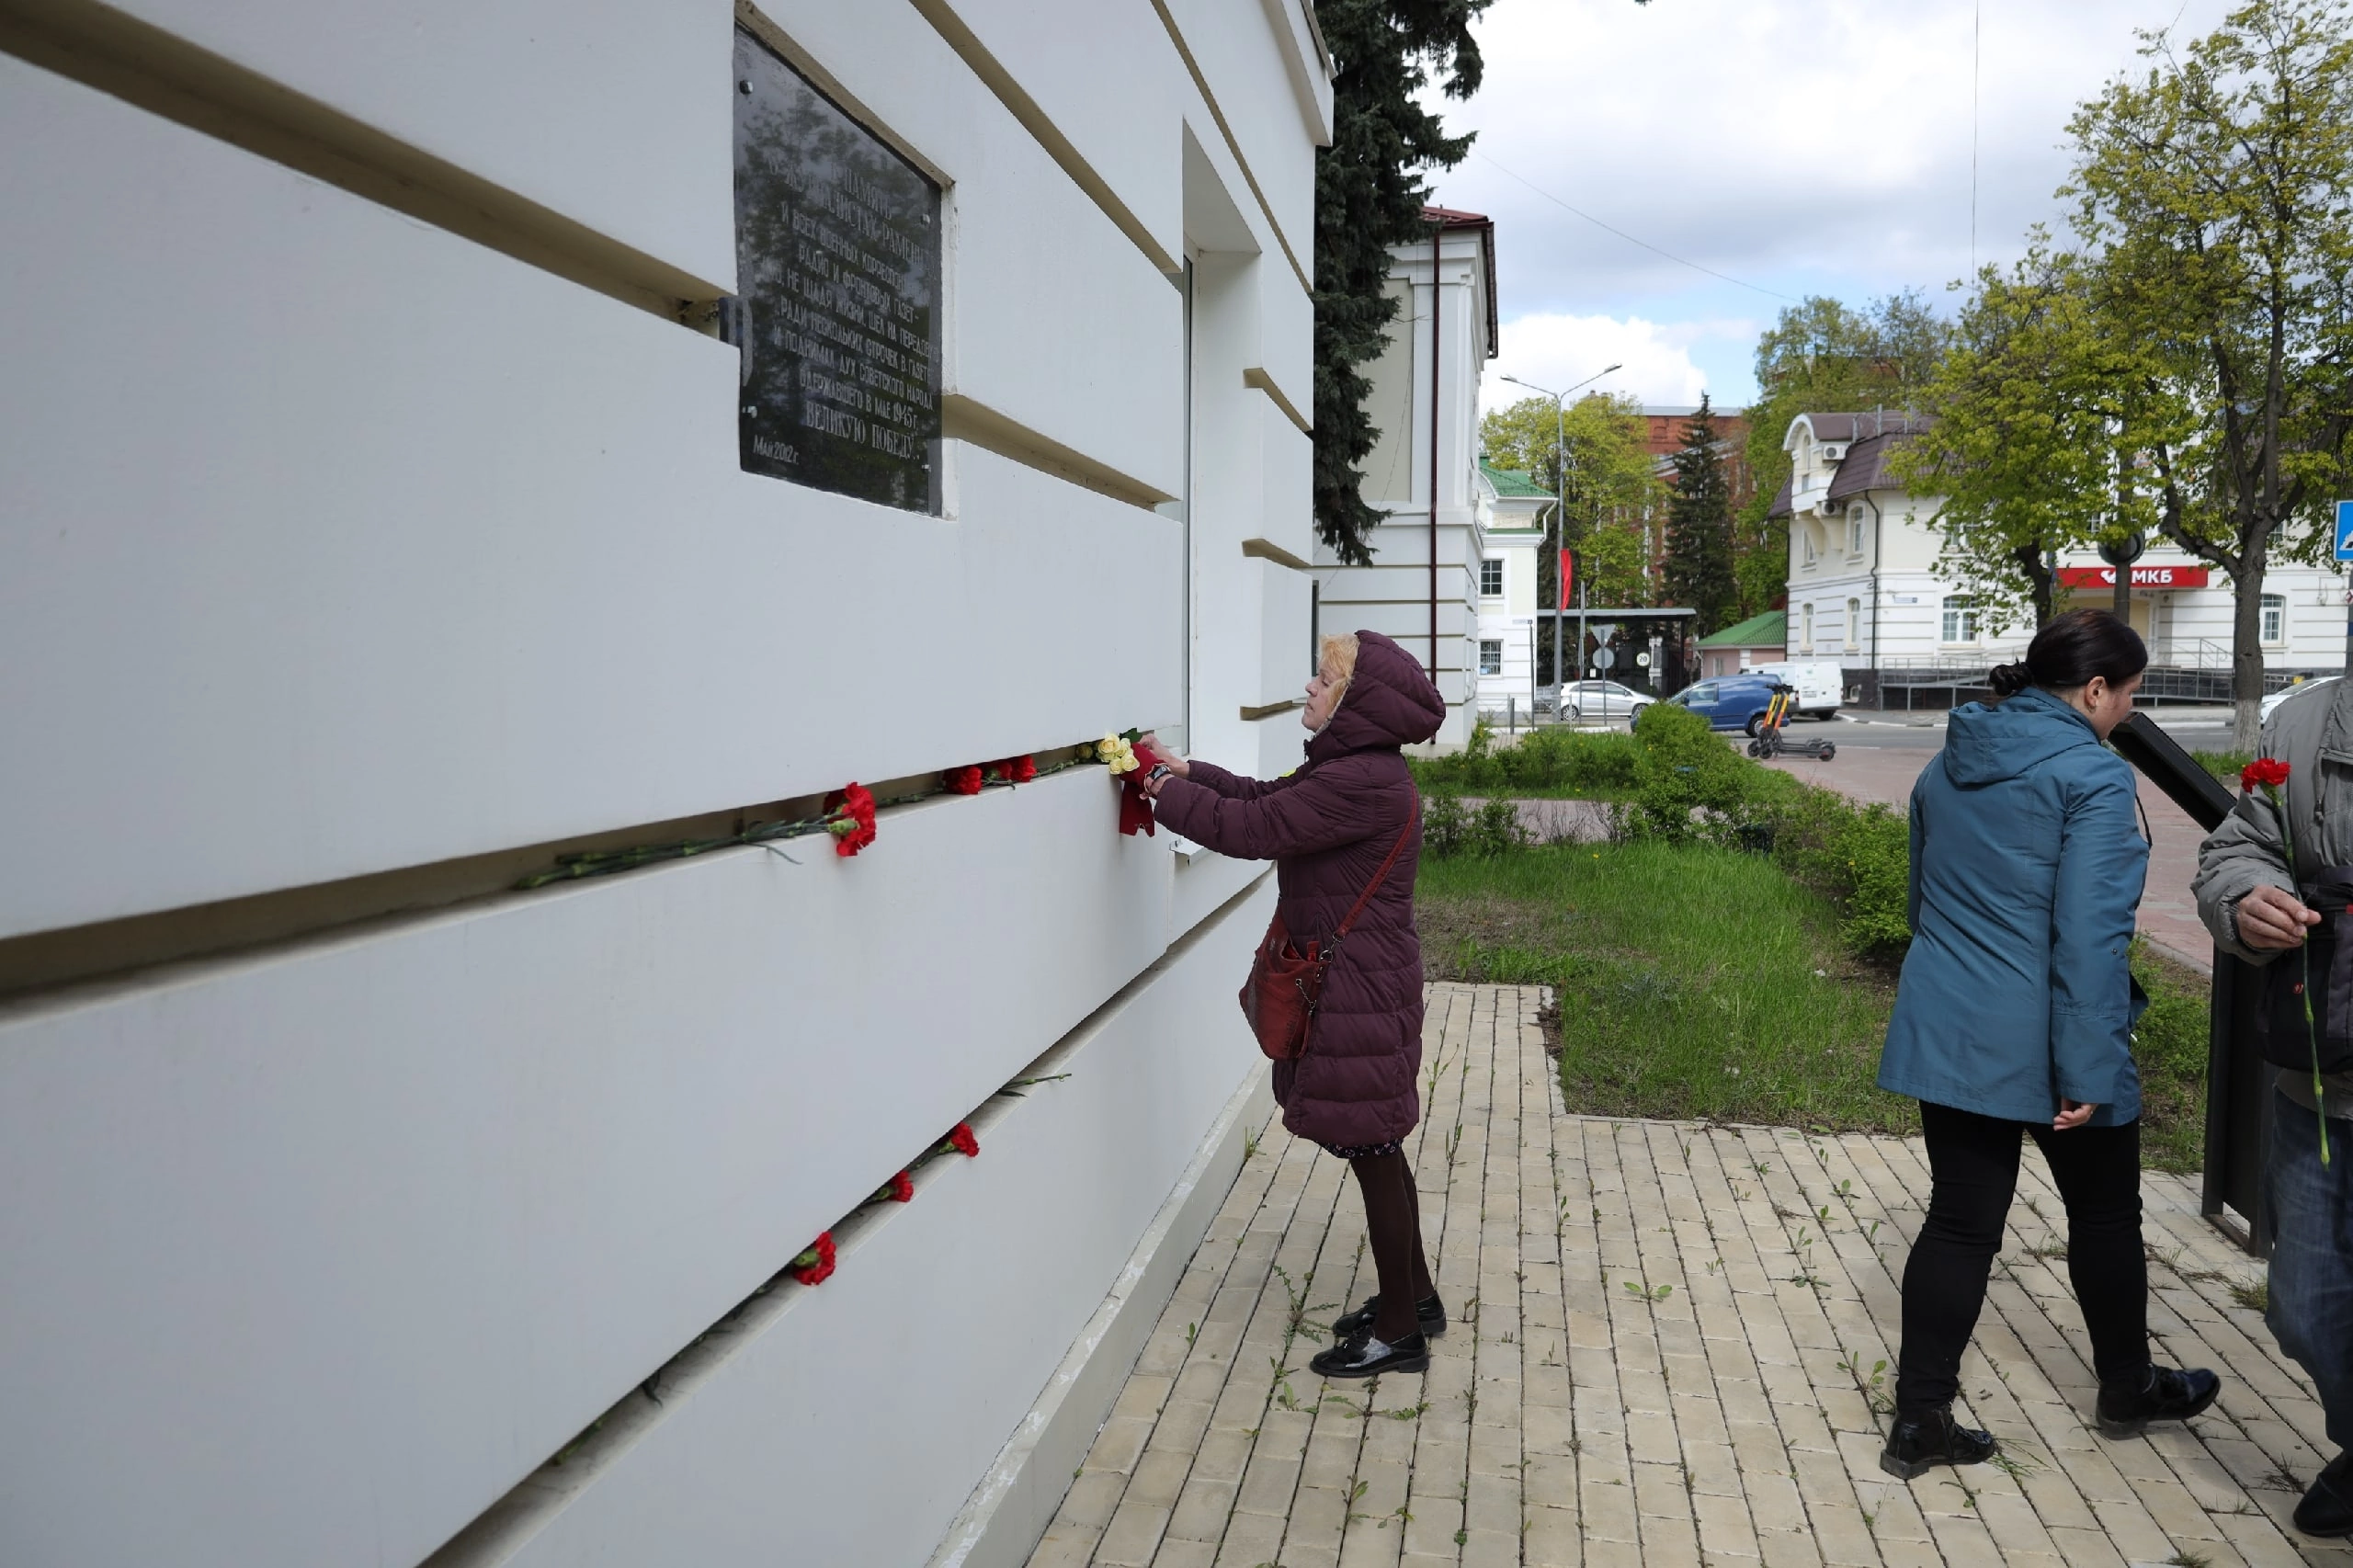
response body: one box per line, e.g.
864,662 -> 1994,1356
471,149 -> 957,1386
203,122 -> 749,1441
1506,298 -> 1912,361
790,1231 -> 837,1287
892,1169 -> 915,1201
824,783 -> 878,858
2244,757 -> 2291,792
948,1122 -> 980,1158
945,765 -> 984,796
993,755 -> 1037,785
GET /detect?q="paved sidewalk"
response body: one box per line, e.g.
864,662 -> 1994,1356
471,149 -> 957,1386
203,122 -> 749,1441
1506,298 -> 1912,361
1027,983 -> 2346,1568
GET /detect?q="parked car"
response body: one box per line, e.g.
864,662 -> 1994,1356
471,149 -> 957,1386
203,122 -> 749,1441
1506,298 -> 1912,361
1667,676 -> 1788,735
1560,678 -> 1653,723
1744,660 -> 1844,719
2261,675 -> 2339,725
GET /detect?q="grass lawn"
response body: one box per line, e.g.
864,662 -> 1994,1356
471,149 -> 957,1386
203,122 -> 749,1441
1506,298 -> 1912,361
1417,839 -> 2214,1170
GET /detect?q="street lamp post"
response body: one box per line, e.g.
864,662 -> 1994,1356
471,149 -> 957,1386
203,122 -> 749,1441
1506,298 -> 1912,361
1502,365 -> 1620,715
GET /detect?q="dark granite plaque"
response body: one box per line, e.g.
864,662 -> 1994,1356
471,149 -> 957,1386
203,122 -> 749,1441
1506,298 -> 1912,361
733,28 -> 940,512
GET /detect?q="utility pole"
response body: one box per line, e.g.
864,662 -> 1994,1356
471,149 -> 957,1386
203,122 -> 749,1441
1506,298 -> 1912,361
1502,364 -> 1619,715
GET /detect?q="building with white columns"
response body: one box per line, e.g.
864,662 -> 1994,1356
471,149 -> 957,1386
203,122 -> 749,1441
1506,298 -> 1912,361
0,6 -> 1330,1565
1313,206 -> 1498,746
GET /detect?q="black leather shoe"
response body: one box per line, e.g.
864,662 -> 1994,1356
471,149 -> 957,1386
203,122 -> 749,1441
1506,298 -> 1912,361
2295,1450 -> 2353,1538
1879,1406 -> 1998,1480
2096,1365 -> 2221,1438
1309,1330 -> 1430,1380
1331,1292 -> 1447,1341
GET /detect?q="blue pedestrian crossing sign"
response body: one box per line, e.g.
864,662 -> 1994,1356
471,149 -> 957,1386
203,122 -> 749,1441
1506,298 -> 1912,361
2338,499 -> 2353,561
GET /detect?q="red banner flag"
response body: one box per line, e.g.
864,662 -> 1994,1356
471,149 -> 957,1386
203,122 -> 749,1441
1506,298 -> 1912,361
1558,549 -> 1575,611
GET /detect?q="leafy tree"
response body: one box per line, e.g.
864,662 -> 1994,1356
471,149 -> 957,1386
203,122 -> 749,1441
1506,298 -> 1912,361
1898,242 -> 2156,633
1739,293 -> 1950,618
1312,0 -> 1490,564
1662,398 -> 1740,631
2064,0 -> 2353,746
1481,392 -> 1659,632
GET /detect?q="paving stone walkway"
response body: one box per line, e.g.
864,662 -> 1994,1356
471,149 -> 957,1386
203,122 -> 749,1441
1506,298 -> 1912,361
1026,983 -> 2349,1568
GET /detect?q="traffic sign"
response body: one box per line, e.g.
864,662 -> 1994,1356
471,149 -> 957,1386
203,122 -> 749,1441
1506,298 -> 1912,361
2336,500 -> 2353,561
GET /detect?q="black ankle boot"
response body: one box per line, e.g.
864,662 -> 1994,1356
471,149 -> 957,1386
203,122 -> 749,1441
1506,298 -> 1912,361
2095,1365 -> 2220,1438
2296,1451 -> 2353,1538
1880,1406 -> 1998,1480
1309,1329 -> 1430,1379
1331,1291 -> 1446,1341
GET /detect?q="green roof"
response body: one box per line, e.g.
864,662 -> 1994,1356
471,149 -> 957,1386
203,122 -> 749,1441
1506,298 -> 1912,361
1695,609 -> 1786,647
1479,458 -> 1552,499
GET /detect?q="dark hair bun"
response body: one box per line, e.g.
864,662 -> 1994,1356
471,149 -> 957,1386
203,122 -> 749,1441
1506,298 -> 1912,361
1987,661 -> 2034,698
1986,609 -> 2147,699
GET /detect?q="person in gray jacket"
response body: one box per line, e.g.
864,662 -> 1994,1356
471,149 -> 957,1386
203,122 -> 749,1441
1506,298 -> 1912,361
2194,675 -> 2353,1540
1879,610 -> 2220,1481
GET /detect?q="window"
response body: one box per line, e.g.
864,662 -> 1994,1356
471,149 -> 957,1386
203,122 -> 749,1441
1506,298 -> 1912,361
1849,513 -> 1866,554
1846,598 -> 1861,652
1478,639 -> 1503,676
2263,593 -> 2287,644
1801,528 -> 1816,567
1480,557 -> 1505,597
1942,596 -> 1979,644
1801,602 -> 1814,652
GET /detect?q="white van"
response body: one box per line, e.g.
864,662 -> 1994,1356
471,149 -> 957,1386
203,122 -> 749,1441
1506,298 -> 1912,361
1745,660 -> 1845,719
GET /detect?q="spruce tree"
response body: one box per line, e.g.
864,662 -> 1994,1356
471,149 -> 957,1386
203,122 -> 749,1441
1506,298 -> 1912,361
1662,396 -> 1739,633
1312,0 -> 1489,564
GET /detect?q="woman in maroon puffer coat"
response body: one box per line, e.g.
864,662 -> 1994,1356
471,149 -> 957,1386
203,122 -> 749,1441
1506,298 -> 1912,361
1143,630 -> 1447,1378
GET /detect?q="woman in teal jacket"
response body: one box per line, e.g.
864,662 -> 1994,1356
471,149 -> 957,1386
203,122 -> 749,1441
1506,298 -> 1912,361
1877,610 -> 2218,1481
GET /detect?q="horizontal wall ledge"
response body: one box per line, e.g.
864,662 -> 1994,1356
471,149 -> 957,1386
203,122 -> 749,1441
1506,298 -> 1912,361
424,876 -> 1271,1568
0,0 -> 725,318
1241,366 -> 1309,434
1239,699 -> 1301,721
942,393 -> 1175,509
0,767 -> 1187,1568
1240,537 -> 1310,571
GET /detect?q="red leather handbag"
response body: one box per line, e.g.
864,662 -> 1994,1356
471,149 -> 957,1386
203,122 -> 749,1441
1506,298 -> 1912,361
1239,805 -> 1418,1062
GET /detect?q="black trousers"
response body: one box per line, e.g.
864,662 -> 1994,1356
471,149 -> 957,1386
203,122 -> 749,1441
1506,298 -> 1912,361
1893,1100 -> 2151,1418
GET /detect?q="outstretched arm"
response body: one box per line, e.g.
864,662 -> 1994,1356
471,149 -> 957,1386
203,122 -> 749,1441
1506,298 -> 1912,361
1152,768 -> 1398,862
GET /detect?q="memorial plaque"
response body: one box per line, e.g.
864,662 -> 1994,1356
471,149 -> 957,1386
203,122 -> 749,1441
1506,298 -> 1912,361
733,28 -> 940,512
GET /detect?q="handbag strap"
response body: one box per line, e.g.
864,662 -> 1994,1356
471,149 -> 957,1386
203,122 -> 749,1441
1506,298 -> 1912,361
1326,798 -> 1420,952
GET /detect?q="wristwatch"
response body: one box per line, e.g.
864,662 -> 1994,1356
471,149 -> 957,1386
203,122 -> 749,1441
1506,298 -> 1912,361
1145,763 -> 1175,785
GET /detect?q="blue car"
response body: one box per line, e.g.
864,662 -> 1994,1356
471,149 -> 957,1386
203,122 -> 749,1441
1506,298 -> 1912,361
1667,676 -> 1789,735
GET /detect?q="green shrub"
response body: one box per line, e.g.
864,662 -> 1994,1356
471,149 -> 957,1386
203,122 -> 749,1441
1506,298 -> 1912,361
1425,700 -> 1917,960
1420,787 -> 1524,858
1423,787 -> 1469,857
1763,788 -> 1912,957
1469,797 -> 1528,857
1615,700 -> 1759,844
1408,727 -> 1640,798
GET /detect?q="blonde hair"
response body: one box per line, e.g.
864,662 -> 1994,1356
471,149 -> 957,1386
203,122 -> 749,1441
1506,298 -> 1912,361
1318,632 -> 1360,708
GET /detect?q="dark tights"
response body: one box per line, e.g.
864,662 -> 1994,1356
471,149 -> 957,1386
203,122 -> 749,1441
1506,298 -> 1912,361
1351,1151 -> 1436,1341
1895,1100 -> 2151,1418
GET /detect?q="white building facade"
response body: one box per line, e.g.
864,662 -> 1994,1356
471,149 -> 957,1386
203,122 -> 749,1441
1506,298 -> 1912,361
1313,207 -> 1497,746
1775,413 -> 2349,692
0,6 -> 1330,1567
1472,458 -> 1551,717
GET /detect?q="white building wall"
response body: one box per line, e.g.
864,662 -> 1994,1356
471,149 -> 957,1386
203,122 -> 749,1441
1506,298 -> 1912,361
0,5 -> 1325,1566
1316,225 -> 1491,745
1472,487 -> 1545,716
1780,415 -> 2351,679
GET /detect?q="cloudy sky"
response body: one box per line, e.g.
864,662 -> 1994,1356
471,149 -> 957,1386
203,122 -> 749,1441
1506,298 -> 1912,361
1432,0 -> 2239,418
